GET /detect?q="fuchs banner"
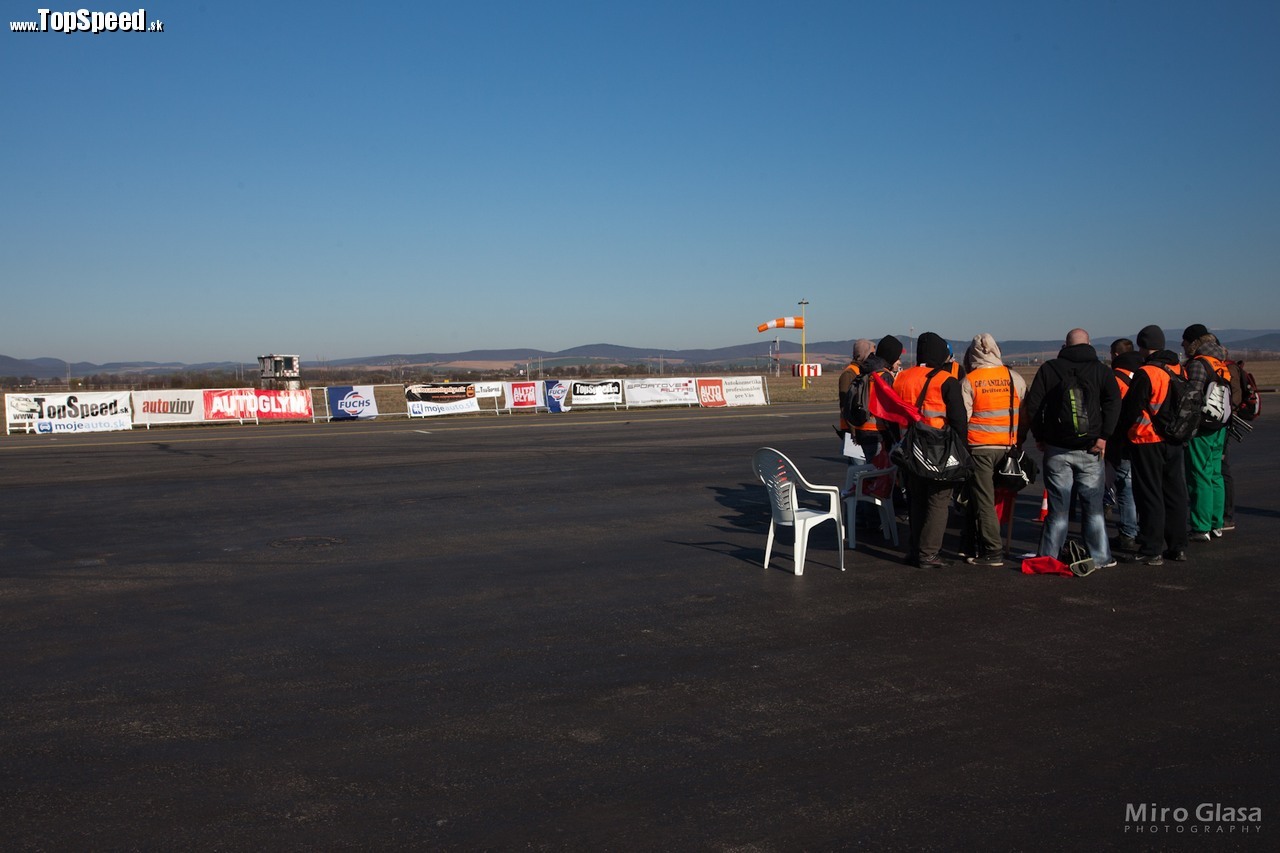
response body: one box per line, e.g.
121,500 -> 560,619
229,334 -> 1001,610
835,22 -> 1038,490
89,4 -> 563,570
504,381 -> 546,412
203,389 -> 314,421
326,386 -> 379,420
569,380 -> 623,407
133,390 -> 206,425
406,383 -> 480,417
719,376 -> 769,406
622,378 -> 698,407
4,391 -> 133,434
544,380 -> 571,413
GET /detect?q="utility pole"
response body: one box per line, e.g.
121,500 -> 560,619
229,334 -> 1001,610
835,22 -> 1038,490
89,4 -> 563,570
798,298 -> 809,389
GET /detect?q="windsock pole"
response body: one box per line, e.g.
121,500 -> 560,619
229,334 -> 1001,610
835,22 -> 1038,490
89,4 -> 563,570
798,298 -> 809,389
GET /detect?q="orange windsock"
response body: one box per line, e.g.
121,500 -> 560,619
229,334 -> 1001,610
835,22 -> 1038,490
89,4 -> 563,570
757,316 -> 804,333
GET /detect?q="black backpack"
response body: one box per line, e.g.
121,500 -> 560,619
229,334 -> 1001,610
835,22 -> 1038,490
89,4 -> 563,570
1042,362 -> 1091,447
841,370 -> 872,427
1151,365 -> 1201,445
1196,357 -> 1232,434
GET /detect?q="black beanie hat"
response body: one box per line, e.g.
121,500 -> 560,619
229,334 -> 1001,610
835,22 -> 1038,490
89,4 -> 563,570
1182,323 -> 1210,344
1137,325 -> 1165,351
875,335 -> 903,365
916,332 -> 949,367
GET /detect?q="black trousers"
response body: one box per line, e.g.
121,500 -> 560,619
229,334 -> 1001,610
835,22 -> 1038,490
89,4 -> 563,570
1129,441 -> 1189,557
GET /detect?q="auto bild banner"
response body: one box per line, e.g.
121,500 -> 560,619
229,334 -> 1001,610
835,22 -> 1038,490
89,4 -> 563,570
568,380 -> 623,407
203,389 -> 314,421
544,380 -> 571,413
4,391 -> 133,434
622,377 -> 698,407
133,390 -> 206,425
504,381 -> 545,411
406,383 -> 480,417
326,385 -> 379,420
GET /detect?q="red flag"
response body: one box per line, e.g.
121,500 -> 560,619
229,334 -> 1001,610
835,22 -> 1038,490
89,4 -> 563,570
994,488 -> 1018,525
868,372 -> 921,427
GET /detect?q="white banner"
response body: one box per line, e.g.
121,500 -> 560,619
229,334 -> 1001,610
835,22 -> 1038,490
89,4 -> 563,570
720,376 -> 769,406
133,390 -> 206,425
623,377 -> 698,407
4,391 -> 133,434
473,382 -> 504,399
408,397 -> 481,417
569,380 -> 623,407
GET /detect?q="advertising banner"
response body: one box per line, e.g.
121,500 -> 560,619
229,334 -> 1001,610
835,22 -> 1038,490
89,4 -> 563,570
203,389 -> 314,421
4,391 -> 133,434
696,379 -> 728,408
326,385 -> 379,420
544,380 -> 571,413
569,380 -> 623,407
622,378 -> 698,407
473,382 -> 504,399
406,383 -> 480,417
720,376 -> 769,406
133,390 -> 206,425
504,381 -> 545,411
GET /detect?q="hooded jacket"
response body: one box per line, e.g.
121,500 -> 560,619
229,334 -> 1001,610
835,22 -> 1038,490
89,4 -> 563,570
961,335 -> 1027,447
1018,342 -> 1121,449
1116,349 -> 1181,445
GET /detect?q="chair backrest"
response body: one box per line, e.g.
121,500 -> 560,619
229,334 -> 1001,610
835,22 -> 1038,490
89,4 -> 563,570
752,447 -> 799,524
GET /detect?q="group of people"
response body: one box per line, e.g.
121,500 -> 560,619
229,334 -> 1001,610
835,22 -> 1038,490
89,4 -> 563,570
837,324 -> 1245,569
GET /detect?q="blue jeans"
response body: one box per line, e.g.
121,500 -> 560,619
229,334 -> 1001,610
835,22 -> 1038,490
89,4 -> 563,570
1040,446 -> 1112,564
1112,458 -> 1138,540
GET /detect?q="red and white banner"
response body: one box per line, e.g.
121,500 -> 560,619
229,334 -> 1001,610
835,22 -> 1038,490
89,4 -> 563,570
203,389 -> 313,421
696,379 -> 728,408
623,378 -> 698,407
504,381 -> 546,411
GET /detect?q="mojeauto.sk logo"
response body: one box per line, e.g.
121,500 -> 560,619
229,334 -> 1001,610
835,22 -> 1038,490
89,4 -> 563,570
338,391 -> 372,417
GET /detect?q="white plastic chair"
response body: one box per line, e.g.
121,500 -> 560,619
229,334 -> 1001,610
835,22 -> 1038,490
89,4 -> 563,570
751,447 -> 845,575
843,463 -> 900,550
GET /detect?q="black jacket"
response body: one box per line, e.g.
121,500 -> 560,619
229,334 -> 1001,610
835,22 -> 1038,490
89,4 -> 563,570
1116,350 -> 1181,442
1018,343 -> 1121,449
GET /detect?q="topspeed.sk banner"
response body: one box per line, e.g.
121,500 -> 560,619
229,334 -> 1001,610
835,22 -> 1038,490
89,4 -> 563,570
4,391 -> 133,434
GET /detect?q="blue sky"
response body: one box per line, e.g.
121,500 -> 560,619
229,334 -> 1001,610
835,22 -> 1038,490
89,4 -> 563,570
4,1 -> 1278,363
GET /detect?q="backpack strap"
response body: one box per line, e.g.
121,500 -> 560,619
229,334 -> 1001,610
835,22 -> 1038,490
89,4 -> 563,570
915,367 -> 945,409
1006,366 -> 1016,445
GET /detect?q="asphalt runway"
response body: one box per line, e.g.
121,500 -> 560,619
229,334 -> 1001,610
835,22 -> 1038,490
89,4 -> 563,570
1,405 -> 1276,850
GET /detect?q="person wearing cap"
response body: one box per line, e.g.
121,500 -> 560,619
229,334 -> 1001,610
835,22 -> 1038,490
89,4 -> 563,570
1180,323 -> 1231,542
1017,328 -> 1120,569
837,339 -> 876,438
891,332 -> 968,568
1107,338 -> 1144,553
1116,325 -> 1189,565
959,334 -> 1026,567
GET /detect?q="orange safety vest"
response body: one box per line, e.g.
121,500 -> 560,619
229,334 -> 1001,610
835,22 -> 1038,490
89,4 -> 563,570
1196,354 -> 1231,384
1129,363 -> 1178,444
856,368 -> 893,433
966,366 -> 1020,446
838,362 -> 861,431
1114,368 -> 1134,400
894,365 -> 950,429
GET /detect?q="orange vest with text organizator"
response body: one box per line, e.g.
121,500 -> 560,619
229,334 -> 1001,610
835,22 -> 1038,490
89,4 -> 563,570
1129,363 -> 1177,444
966,366 -> 1020,446
893,365 -> 949,430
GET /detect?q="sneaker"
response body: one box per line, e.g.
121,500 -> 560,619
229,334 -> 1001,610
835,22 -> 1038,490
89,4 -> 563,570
1096,559 -> 1118,570
1189,531 -> 1211,543
1211,528 -> 1224,538
916,554 -> 952,569
1165,549 -> 1188,562
1222,520 -> 1236,531
1111,535 -> 1138,553
1124,553 -> 1163,566
966,555 -> 1005,567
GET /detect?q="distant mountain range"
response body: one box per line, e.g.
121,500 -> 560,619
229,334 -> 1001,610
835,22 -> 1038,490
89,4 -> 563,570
5,329 -> 1279,379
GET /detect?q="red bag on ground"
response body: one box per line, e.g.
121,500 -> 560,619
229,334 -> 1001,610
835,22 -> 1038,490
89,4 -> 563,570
1021,556 -> 1073,576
